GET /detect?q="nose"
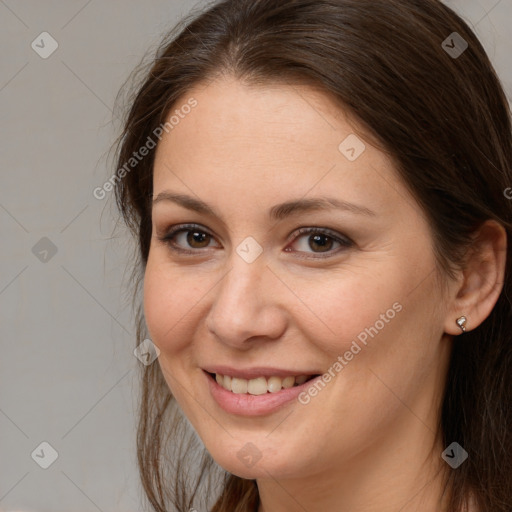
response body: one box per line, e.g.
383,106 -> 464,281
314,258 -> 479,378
205,251 -> 287,349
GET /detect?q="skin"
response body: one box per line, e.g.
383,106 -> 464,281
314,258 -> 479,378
143,76 -> 506,512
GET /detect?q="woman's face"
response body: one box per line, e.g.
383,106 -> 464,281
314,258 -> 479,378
144,76 -> 453,480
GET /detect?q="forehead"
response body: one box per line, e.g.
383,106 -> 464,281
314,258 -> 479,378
155,76 -> 364,162
152,76 -> 415,218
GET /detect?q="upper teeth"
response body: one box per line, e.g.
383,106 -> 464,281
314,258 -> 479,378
215,373 -> 310,395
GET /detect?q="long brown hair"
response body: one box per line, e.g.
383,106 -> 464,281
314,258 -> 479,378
111,1 -> 512,510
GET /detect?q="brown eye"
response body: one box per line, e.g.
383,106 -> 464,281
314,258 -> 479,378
307,233 -> 335,252
286,227 -> 353,258
158,224 -> 219,253
185,230 -> 211,248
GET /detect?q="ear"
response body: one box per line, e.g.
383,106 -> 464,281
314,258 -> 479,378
444,220 -> 507,335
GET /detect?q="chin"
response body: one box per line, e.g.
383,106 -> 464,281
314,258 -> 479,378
206,441 -> 307,481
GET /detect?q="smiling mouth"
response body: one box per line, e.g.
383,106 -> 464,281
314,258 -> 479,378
206,371 -> 320,395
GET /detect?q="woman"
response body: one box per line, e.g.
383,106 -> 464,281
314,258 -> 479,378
112,0 -> 512,510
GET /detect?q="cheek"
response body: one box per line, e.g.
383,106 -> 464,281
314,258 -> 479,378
307,266 -> 442,413
142,258 -> 203,353
290,255 -> 440,416
292,266 -> 408,358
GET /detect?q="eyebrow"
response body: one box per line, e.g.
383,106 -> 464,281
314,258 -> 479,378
152,191 -> 376,220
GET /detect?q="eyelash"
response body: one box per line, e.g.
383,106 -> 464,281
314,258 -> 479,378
157,223 -> 354,259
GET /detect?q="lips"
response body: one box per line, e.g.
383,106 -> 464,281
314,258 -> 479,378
203,370 -> 324,416
209,371 -> 319,394
202,365 -> 321,380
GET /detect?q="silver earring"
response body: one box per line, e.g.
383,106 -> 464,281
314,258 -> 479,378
456,316 -> 467,333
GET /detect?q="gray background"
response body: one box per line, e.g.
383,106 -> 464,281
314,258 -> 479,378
0,1 -> 510,511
